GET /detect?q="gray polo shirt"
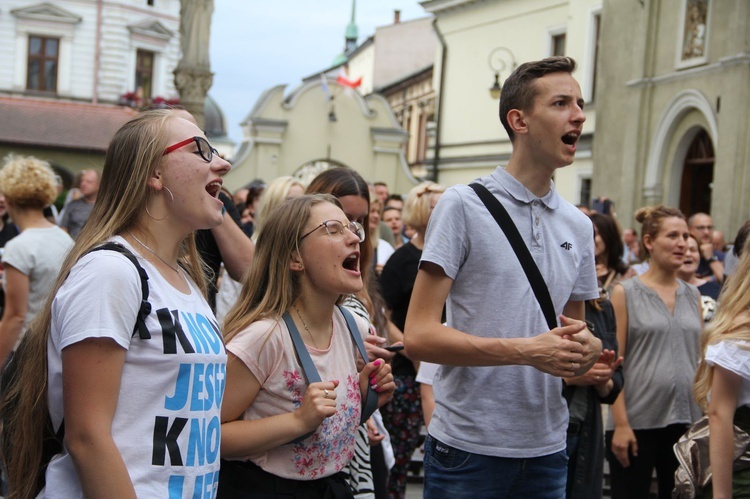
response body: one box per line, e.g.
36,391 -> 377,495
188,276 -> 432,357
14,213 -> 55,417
421,166 -> 598,458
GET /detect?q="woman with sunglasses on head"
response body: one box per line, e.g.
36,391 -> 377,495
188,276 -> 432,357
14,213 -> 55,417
606,205 -> 703,499
1,110 -> 230,498
219,194 -> 394,498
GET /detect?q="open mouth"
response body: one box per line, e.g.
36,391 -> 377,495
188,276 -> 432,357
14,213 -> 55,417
343,253 -> 360,271
206,180 -> 222,198
561,132 -> 580,146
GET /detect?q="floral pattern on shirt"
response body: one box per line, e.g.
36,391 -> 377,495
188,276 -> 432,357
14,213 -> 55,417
281,370 -> 361,478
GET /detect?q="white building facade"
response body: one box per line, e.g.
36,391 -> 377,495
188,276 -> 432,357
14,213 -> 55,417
0,0 -> 181,104
421,0 -> 603,205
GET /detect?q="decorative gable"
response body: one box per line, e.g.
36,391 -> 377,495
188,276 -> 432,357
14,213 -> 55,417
128,20 -> 174,42
11,2 -> 82,24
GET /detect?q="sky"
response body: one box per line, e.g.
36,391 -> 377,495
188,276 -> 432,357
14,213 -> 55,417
209,1 -> 430,145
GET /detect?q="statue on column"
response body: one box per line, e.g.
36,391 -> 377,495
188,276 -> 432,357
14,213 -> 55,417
179,0 -> 213,69
174,0 -> 214,128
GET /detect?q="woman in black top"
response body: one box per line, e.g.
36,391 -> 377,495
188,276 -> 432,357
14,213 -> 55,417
379,181 -> 444,499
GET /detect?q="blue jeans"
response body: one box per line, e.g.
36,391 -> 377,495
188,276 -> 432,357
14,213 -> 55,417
423,435 -> 568,499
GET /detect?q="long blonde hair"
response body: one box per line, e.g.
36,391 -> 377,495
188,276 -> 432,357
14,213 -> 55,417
694,236 -> 750,410
222,194 -> 339,343
0,110 -> 208,498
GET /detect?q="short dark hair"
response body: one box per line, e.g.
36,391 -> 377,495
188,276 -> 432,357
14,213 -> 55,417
499,56 -> 578,142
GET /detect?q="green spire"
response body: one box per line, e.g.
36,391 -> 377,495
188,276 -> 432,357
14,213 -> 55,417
345,0 -> 357,48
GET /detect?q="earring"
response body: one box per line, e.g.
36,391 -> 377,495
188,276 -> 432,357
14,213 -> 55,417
145,186 -> 173,222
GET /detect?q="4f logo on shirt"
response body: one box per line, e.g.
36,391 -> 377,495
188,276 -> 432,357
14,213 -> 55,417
560,242 -> 572,251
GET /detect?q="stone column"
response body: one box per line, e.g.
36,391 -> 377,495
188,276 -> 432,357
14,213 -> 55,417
174,0 -> 214,129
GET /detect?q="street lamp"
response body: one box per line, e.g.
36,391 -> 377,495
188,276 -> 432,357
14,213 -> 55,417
488,47 -> 517,99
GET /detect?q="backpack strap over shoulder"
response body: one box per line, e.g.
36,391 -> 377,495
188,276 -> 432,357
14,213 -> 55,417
87,242 -> 152,339
337,305 -> 379,424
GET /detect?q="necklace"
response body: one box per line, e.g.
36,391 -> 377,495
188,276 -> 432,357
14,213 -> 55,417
294,305 -> 331,349
127,230 -> 181,275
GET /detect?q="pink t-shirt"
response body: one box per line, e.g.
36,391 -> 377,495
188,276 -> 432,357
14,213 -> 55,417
226,310 -> 368,480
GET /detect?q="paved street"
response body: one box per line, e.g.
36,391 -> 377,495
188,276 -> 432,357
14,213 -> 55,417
405,481 -> 424,498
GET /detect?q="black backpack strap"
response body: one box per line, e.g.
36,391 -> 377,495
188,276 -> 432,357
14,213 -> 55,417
469,183 -> 557,331
337,305 -> 379,424
87,242 -> 152,339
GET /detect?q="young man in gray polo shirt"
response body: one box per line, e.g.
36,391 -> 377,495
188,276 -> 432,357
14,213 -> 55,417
405,57 -> 602,498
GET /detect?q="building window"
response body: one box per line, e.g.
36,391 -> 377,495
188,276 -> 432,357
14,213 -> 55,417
147,0 -> 154,5
579,177 -> 592,207
552,33 -> 566,56
135,49 -> 155,100
27,36 -> 59,92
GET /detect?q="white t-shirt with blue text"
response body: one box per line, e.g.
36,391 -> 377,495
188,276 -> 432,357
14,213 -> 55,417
44,237 -> 226,498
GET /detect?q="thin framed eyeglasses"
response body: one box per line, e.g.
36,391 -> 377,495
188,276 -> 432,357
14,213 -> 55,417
300,220 -> 365,243
163,136 -> 218,163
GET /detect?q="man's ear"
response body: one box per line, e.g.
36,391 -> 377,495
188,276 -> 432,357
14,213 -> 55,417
507,109 -> 528,137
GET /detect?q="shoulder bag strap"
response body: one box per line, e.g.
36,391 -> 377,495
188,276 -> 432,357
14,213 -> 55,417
337,305 -> 379,424
469,183 -> 557,331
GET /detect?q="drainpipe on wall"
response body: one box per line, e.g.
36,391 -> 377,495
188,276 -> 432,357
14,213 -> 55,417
92,0 -> 103,104
431,17 -> 446,183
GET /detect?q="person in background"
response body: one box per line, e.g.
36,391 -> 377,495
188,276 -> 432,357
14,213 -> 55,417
374,182 -> 389,206
1,109 -> 229,497
384,195 -> 404,213
379,181 -> 445,499
219,194 -> 394,498
607,205 -> 703,499
678,234 -> 721,322
369,196 -> 394,275
382,207 -> 406,251
723,220 -> 750,280
712,230 -> 728,254
563,216 -> 625,498
689,212 -> 725,283
622,228 -> 641,265
590,212 -> 636,297
0,156 -> 73,367
693,236 -> 750,499
0,194 -> 18,248
59,169 -> 100,239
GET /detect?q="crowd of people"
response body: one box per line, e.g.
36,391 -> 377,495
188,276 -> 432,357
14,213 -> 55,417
0,56 -> 747,499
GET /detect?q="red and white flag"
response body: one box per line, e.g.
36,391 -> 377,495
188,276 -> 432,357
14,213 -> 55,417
336,67 -> 362,89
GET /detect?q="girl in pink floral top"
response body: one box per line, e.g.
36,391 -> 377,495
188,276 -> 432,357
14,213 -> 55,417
219,194 -> 395,498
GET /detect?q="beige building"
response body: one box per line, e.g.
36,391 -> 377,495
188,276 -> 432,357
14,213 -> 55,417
422,0 -> 604,205
225,10 -> 437,194
593,0 -> 749,236
223,78 -> 415,193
